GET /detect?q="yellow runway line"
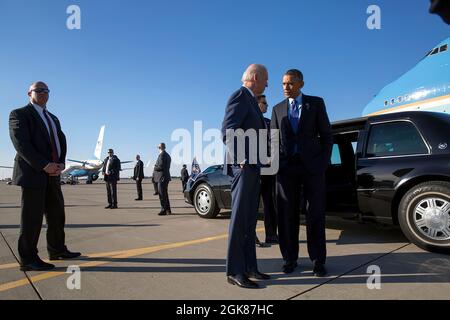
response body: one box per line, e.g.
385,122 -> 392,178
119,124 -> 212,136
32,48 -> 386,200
0,228 -> 265,293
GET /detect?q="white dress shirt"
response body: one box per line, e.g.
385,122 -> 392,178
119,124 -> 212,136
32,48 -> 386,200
31,102 -> 61,158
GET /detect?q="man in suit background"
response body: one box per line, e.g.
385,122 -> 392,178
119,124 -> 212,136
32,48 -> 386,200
102,148 -> 121,209
154,143 -> 171,216
9,81 -> 80,271
133,154 -> 144,200
221,64 -> 271,289
271,69 -> 332,276
180,164 -> 189,193
256,94 -> 278,245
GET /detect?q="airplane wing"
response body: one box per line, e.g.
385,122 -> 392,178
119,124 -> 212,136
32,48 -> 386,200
67,159 -> 99,167
120,161 -> 133,164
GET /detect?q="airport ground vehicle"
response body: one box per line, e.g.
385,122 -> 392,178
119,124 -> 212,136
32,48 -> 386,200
184,112 -> 450,253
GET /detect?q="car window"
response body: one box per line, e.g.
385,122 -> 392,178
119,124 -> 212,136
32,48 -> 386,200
366,121 -> 428,157
331,144 -> 342,165
202,166 -> 219,174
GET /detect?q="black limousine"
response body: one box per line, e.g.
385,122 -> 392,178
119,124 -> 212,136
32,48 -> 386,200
184,111 -> 450,253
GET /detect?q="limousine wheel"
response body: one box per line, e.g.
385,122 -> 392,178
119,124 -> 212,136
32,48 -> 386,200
193,183 -> 220,219
398,181 -> 450,254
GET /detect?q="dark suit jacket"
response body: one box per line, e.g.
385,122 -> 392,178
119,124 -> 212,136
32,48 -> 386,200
102,155 -> 121,182
271,94 -> 333,174
221,87 -> 266,173
153,151 -> 171,183
180,168 -> 189,182
133,160 -> 144,180
9,103 -> 67,188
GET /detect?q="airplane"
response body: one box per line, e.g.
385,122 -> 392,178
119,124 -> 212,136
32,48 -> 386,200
61,126 -> 132,184
362,37 -> 450,116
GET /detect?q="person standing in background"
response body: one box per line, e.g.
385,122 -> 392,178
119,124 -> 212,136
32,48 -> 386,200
133,154 -> 144,200
102,149 -> 121,209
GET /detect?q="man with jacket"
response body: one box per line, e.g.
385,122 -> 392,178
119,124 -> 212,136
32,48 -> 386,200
133,154 -> 145,200
102,148 -> 121,209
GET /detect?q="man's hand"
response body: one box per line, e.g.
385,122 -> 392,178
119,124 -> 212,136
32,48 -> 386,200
44,163 -> 65,176
43,163 -> 60,174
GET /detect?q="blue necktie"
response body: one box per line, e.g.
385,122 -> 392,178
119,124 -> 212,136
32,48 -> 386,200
290,99 -> 299,133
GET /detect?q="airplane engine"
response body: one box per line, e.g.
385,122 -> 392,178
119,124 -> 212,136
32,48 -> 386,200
92,174 -> 99,181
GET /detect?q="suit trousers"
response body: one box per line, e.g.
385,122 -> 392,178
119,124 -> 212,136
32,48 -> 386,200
136,179 -> 143,199
18,176 -> 66,264
226,165 -> 260,276
260,174 -> 277,240
158,179 -> 171,211
106,181 -> 118,206
276,165 -> 327,265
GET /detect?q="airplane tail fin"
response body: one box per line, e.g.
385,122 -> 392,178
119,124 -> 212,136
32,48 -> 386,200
93,125 -> 105,160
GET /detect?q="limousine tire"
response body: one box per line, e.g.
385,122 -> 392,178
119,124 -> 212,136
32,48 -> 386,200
193,183 -> 220,219
398,181 -> 450,254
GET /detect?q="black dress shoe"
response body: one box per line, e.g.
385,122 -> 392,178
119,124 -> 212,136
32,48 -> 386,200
158,211 -> 167,216
246,271 -> 271,280
110,205 -> 118,209
313,262 -> 327,277
227,274 -> 259,289
49,250 -> 81,261
135,198 -> 143,201
105,205 -> 112,209
153,192 -> 159,196
282,262 -> 298,274
20,258 -> 55,271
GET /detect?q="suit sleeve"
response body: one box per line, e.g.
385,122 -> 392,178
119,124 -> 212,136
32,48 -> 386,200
154,155 -> 161,171
221,90 -> 249,144
317,98 -> 333,168
9,109 -> 49,171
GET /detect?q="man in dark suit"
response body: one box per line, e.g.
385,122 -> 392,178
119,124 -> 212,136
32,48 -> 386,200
180,164 -> 189,192
154,143 -> 171,215
256,94 -> 278,245
8,81 -> 81,271
133,154 -> 144,200
102,149 -> 121,209
271,69 -> 332,277
222,64 -> 271,289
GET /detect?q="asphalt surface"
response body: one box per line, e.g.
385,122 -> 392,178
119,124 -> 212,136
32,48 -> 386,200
0,180 -> 449,300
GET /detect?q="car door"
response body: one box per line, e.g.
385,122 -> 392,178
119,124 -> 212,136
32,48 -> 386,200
356,119 -> 431,221
326,134 -> 359,213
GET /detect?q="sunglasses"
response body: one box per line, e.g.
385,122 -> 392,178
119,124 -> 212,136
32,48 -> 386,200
32,88 -> 50,94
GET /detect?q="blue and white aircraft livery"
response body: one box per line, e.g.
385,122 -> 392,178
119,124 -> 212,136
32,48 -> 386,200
363,37 -> 450,116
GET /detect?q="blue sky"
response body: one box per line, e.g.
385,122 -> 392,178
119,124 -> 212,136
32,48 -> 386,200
0,0 -> 448,177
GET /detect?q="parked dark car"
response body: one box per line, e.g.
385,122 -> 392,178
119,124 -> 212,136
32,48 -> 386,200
184,111 -> 450,253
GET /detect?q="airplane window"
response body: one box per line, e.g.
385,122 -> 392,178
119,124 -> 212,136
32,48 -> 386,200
384,101 -> 388,106
391,99 -> 395,105
398,96 -> 402,103
440,44 -> 448,52
430,47 -> 439,55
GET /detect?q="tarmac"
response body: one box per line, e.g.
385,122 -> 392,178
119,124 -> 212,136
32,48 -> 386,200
0,180 -> 449,300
